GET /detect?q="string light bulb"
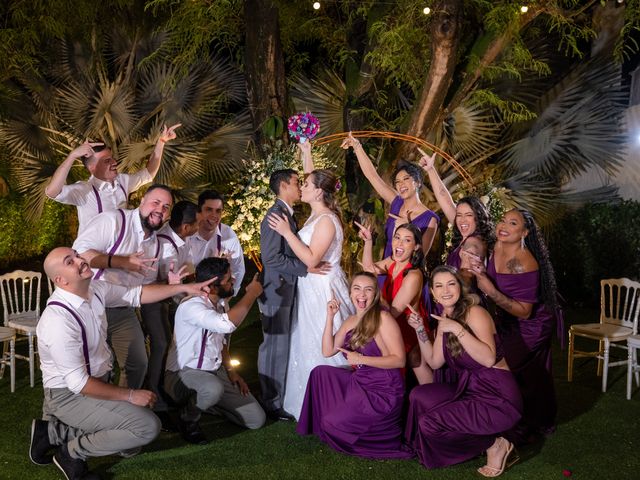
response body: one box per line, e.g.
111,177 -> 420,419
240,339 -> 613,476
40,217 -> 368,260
423,7 -> 431,15
313,1 -> 321,9
520,5 -> 528,13
230,359 -> 241,367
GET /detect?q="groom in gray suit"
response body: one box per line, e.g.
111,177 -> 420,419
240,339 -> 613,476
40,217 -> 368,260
258,169 -> 320,420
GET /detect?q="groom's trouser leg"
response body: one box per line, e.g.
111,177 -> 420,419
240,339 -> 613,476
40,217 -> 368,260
257,303 -> 293,411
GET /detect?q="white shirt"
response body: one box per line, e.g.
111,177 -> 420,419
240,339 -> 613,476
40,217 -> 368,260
165,296 -> 236,372
51,170 -> 153,236
37,282 -> 142,393
72,207 -> 160,286
187,223 -> 245,296
156,223 -> 194,281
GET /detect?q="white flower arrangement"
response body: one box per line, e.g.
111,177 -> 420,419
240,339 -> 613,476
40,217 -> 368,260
224,142 -> 339,268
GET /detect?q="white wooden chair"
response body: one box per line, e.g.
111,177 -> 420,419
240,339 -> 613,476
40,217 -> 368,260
627,335 -> 640,399
568,278 -> 640,393
0,326 -> 16,392
0,270 -> 43,388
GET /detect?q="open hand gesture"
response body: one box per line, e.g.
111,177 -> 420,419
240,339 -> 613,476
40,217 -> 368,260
268,213 -> 292,236
125,252 -> 157,274
167,262 -> 189,285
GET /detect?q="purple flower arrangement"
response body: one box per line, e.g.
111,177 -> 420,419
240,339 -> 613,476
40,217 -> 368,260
287,112 -> 320,143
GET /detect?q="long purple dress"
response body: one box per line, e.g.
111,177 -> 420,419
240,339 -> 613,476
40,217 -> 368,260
405,333 -> 522,468
486,256 -> 557,441
296,331 -> 412,459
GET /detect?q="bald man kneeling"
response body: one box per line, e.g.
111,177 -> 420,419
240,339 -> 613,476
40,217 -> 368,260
29,247 -> 214,480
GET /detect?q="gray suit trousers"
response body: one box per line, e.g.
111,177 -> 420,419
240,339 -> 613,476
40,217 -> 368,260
106,307 -> 148,389
257,302 -> 295,412
43,387 -> 160,460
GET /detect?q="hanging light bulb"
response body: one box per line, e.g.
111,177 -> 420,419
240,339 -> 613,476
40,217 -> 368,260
423,7 -> 431,15
230,358 -> 241,367
520,5 -> 529,13
313,1 -> 321,10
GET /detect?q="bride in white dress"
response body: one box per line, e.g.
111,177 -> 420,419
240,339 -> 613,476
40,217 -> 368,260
268,143 -> 353,419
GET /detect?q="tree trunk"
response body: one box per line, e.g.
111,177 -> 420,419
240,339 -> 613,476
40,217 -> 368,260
396,0 -> 463,163
244,0 -> 288,146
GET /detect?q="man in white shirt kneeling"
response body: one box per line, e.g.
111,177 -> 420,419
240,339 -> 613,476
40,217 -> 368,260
164,257 -> 265,445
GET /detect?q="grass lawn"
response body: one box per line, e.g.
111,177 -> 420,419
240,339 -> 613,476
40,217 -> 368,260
1,306 -> 639,479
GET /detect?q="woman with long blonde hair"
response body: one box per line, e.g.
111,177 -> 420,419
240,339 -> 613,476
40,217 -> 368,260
296,272 -> 412,460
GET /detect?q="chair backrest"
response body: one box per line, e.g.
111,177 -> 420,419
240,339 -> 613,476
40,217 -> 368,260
0,270 -> 42,325
600,278 -> 640,333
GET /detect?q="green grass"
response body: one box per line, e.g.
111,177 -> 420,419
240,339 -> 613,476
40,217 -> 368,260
1,307 -> 639,479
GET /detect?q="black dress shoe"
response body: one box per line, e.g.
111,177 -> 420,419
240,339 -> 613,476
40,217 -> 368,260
29,419 -> 54,465
266,408 -> 295,421
178,419 -> 208,445
156,411 -> 179,433
53,443 -> 101,480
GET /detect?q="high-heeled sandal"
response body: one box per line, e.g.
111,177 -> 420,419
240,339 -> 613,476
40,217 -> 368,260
477,438 -> 518,477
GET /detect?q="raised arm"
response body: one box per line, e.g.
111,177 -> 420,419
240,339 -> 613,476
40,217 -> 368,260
355,221 -> 386,274
421,217 -> 438,255
470,264 -> 534,319
418,149 -> 456,224
388,270 -> 422,319
45,142 -> 103,198
146,123 -> 181,178
268,214 -> 335,268
322,290 -> 351,357
298,141 -> 314,174
341,133 -> 397,204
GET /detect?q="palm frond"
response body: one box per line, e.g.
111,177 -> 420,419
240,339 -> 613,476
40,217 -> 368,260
201,113 -> 253,182
290,70 -> 346,137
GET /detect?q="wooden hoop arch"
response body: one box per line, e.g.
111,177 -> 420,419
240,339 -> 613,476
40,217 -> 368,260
313,131 -> 474,187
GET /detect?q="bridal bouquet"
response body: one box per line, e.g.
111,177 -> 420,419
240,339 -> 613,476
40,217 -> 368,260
287,112 -> 319,143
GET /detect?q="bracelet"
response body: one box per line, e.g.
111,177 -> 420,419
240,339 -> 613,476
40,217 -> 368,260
128,389 -> 134,403
107,255 -> 113,268
456,328 -> 466,338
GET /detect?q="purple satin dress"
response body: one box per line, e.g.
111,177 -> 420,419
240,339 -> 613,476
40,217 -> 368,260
487,256 -> 557,441
296,331 -> 412,459
405,333 -> 522,468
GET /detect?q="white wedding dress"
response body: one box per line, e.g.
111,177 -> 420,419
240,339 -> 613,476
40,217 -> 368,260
283,213 -> 354,420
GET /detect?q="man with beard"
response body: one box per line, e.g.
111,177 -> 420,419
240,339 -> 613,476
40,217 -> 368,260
73,184 -> 173,390
164,257 -> 266,445
29,247 -> 215,480
45,124 -> 180,236
187,190 -> 245,296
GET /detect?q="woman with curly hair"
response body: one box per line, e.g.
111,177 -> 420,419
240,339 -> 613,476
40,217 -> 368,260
405,266 -> 522,475
340,133 -> 439,260
297,272 -> 412,459
469,208 -> 559,443
418,151 -> 495,272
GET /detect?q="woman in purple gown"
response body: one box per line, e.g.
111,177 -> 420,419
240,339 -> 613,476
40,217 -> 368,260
297,272 -> 412,460
405,266 -> 522,476
469,208 -> 559,443
340,133 -> 439,260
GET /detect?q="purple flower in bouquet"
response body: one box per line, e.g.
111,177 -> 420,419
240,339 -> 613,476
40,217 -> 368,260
288,112 -> 320,143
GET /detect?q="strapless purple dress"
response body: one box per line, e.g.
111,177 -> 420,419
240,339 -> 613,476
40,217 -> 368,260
405,333 -> 522,468
296,330 -> 412,459
487,256 -> 557,441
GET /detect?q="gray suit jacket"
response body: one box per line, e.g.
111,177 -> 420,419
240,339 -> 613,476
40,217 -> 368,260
259,199 -> 308,307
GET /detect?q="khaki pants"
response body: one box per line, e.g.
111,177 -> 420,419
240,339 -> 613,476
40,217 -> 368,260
43,387 -> 160,460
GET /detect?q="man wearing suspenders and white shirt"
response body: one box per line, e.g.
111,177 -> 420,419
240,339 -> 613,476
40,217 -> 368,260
188,190 -> 245,296
45,124 -> 180,236
29,246 -> 215,480
72,184 -> 173,390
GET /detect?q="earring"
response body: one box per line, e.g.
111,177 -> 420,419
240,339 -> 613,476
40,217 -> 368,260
520,236 -> 526,250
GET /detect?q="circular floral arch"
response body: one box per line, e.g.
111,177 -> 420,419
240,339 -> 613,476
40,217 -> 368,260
314,131 -> 474,187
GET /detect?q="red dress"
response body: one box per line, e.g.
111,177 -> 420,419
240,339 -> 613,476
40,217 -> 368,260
382,262 -> 429,353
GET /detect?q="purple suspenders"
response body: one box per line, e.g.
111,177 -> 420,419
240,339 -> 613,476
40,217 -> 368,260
94,209 -> 126,280
196,329 -> 209,369
48,301 -> 92,376
92,184 -> 128,214
157,234 -> 179,255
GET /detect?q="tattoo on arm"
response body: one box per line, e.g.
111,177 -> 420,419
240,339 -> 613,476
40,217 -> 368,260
506,257 -> 525,273
490,289 -> 514,312
417,327 -> 429,343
